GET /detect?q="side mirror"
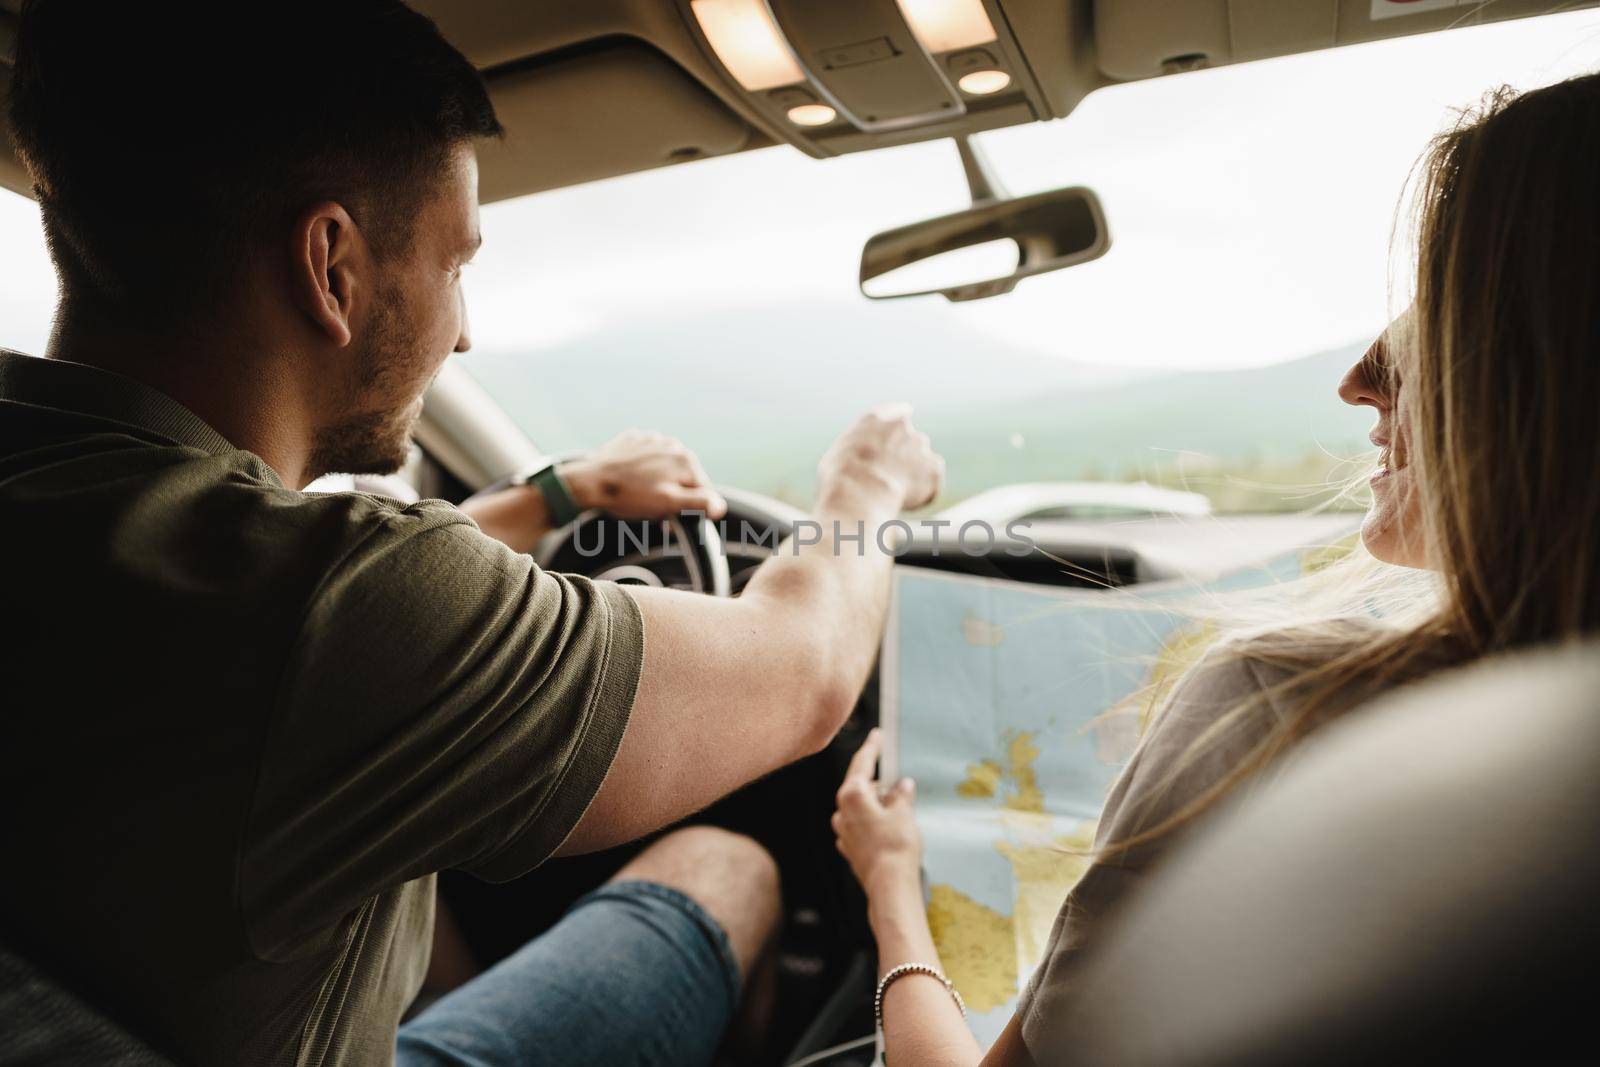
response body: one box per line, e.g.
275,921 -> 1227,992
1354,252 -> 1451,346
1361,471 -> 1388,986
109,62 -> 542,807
860,185 -> 1111,302
858,136 -> 1110,303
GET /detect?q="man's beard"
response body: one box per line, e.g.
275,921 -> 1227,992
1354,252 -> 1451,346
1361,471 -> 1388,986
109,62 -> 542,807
308,286 -> 430,480
307,404 -> 418,479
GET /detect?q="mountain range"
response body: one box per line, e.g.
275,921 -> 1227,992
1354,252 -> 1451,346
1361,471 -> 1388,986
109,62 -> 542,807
463,301 -> 1375,506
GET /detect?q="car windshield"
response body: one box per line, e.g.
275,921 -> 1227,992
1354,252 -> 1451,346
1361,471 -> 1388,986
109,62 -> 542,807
453,10 -> 1594,513
0,10 -> 1590,515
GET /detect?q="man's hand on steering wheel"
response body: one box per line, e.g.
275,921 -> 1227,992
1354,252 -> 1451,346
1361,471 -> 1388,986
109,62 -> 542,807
558,429 -> 728,522
461,429 -> 724,553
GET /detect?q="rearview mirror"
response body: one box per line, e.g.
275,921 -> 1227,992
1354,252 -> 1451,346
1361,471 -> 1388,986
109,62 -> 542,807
860,185 -> 1111,302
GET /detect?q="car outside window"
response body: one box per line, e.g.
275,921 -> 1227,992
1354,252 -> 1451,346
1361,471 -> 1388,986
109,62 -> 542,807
1,11 -> 1592,515
455,9 -> 1595,514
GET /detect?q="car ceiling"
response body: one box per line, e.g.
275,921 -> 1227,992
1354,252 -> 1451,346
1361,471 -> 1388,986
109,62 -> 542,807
0,0 -> 1591,205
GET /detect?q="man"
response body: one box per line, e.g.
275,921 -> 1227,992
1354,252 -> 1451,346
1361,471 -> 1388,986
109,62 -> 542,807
0,2 -> 942,1065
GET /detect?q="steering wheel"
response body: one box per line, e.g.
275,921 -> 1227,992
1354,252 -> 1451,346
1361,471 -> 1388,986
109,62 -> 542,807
537,508 -> 732,597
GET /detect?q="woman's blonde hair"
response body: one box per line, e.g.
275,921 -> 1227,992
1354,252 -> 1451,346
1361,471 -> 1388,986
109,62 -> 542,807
1109,71 -> 1600,850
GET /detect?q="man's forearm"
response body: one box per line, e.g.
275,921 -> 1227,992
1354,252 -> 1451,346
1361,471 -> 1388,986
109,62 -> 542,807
739,469 -> 905,738
559,471 -> 909,855
558,407 -> 939,855
459,460 -> 593,554
459,484 -> 552,553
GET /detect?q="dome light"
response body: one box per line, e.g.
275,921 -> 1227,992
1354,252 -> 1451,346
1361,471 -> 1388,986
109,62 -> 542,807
787,103 -> 838,126
958,69 -> 1011,95
895,0 -> 997,54
690,0 -> 804,91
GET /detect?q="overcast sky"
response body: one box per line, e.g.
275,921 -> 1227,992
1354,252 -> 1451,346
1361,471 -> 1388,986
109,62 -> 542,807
3,8 -> 1596,371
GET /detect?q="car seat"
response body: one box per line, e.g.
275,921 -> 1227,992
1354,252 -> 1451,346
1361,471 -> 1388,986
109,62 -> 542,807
1038,639 -> 1600,1065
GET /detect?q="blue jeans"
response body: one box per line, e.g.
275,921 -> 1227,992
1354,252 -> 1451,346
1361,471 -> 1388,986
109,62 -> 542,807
396,880 -> 742,1067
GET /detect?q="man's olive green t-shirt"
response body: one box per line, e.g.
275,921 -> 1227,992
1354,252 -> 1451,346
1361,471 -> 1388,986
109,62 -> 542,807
0,352 -> 644,1066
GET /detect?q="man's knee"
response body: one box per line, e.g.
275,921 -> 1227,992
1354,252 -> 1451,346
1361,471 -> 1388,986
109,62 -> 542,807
614,826 -> 778,896
612,826 -> 781,977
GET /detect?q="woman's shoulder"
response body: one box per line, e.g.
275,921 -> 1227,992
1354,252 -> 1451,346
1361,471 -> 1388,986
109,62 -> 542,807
1166,616 -> 1393,726
1107,618 -> 1392,836
1014,617 -> 1395,1050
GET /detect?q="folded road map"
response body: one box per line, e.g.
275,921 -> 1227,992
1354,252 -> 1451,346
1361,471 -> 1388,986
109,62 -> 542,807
879,548 -> 1321,1046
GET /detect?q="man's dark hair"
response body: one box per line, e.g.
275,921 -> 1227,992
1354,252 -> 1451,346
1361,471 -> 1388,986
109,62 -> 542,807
6,0 -> 502,330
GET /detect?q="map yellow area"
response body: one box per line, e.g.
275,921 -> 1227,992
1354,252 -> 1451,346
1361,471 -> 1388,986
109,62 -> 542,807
1002,732 -> 1044,814
934,731 -> 1098,1015
955,731 -> 1046,812
997,816 -> 1096,969
926,884 -> 1017,1014
955,759 -> 1002,799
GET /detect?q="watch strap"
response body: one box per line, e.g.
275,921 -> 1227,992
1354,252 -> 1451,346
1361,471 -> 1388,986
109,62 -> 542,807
521,460 -> 583,527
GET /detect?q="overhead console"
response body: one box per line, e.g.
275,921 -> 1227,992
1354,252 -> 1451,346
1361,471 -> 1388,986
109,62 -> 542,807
4,0 -> 1594,205
679,0 -> 1058,158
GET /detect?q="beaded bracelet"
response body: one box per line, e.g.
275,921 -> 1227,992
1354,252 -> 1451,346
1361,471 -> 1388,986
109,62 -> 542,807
874,962 -> 968,1035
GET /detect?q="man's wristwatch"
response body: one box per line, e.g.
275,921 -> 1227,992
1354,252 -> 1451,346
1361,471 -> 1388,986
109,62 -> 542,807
515,459 -> 583,528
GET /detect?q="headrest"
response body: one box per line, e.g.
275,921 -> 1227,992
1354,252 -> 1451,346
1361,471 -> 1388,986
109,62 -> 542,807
1039,640 -> 1600,1066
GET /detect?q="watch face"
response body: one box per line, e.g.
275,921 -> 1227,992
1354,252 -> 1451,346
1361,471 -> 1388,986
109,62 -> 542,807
518,461 -> 553,485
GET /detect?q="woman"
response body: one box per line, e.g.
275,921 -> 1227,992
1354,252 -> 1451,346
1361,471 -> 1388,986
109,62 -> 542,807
831,71 -> 1600,1067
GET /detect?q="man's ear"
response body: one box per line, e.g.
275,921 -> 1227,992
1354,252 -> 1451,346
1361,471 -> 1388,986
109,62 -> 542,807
289,201 -> 365,347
